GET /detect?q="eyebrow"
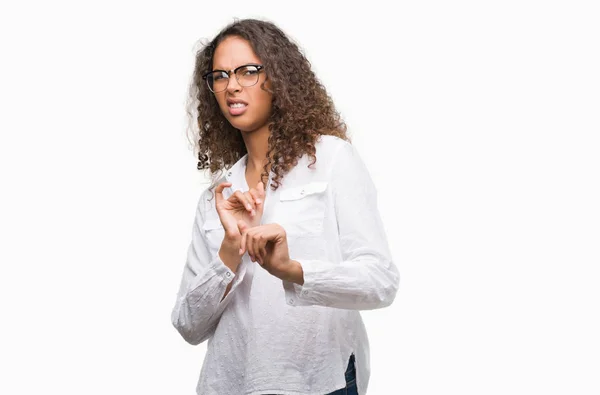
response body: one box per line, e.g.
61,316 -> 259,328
212,62 -> 261,71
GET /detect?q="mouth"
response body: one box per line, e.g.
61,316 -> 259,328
227,102 -> 248,116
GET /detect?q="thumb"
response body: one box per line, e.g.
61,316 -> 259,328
254,181 -> 265,199
255,181 -> 265,213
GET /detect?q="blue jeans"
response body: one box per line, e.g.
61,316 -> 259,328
325,353 -> 358,395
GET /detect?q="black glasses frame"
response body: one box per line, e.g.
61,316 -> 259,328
202,64 -> 265,93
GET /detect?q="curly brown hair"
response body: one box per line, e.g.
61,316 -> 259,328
185,18 -> 350,195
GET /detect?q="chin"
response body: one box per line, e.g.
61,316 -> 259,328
238,126 -> 260,134
228,121 -> 249,132
230,119 -> 260,133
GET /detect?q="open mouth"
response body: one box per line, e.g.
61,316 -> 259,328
228,101 -> 248,115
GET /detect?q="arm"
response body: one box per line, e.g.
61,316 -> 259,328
170,196 -> 245,345
282,142 -> 400,310
219,242 -> 243,301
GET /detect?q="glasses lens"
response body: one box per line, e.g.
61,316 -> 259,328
235,65 -> 260,87
207,71 -> 228,93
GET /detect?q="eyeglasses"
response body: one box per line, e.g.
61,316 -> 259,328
202,64 -> 265,93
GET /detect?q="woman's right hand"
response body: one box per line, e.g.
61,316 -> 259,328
214,181 -> 265,243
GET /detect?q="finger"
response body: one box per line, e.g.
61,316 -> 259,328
253,181 -> 266,213
238,220 -> 248,255
247,229 -> 256,261
232,190 -> 255,215
257,242 -> 267,266
248,188 -> 263,207
243,191 -> 257,216
252,233 -> 262,264
258,243 -> 267,261
243,190 -> 256,205
259,223 -> 285,241
256,181 -> 265,198
214,182 -> 232,207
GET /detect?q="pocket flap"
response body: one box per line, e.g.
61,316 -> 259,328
279,181 -> 328,201
202,218 -> 223,230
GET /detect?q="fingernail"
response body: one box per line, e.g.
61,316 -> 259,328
251,209 -> 255,216
256,199 -> 262,204
247,204 -> 252,210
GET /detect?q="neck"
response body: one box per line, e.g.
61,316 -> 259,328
241,123 -> 272,173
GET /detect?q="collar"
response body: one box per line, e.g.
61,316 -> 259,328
224,153 -> 248,186
224,153 -> 275,191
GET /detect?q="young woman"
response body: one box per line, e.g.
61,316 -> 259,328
171,18 -> 400,395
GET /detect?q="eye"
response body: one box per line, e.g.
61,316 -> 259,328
213,72 -> 228,80
239,66 -> 259,77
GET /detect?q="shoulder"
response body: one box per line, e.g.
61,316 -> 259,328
313,134 -> 355,168
315,134 -> 361,168
315,134 -> 351,154
278,135 -> 352,185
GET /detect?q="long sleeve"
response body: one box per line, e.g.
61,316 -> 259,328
171,195 -> 247,345
282,142 -> 400,310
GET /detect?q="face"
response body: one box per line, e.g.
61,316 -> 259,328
211,36 -> 273,133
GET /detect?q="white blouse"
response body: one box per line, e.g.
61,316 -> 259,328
171,134 -> 400,395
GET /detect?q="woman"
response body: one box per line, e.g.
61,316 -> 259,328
171,18 -> 400,395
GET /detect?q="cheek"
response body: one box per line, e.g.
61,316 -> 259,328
215,95 -> 228,112
251,90 -> 273,116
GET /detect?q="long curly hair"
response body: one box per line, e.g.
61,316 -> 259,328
185,18 -> 349,196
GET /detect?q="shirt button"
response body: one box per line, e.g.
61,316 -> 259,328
289,299 -> 295,304
226,272 -> 231,277
302,290 -> 308,295
227,171 -> 232,177
300,189 -> 305,195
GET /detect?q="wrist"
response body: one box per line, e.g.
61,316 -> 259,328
219,240 -> 242,271
285,260 -> 304,285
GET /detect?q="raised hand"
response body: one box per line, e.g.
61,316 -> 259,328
214,181 -> 265,241
237,221 -> 298,281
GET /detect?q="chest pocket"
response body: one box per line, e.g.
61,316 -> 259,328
202,218 -> 224,255
278,181 -> 328,236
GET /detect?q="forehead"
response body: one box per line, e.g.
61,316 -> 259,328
212,36 -> 261,70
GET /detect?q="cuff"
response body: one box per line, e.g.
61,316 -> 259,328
186,255 -> 245,309
281,259 -> 316,306
212,255 -> 237,283
214,255 -> 247,306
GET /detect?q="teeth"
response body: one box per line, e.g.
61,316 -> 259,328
229,103 -> 246,108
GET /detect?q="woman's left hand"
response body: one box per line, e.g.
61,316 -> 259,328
237,221 -> 295,281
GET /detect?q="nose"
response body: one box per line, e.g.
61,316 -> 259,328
226,73 -> 242,93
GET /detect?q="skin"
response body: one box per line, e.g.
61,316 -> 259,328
212,36 -> 304,285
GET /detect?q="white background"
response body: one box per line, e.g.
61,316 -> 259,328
1,1 -> 598,394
